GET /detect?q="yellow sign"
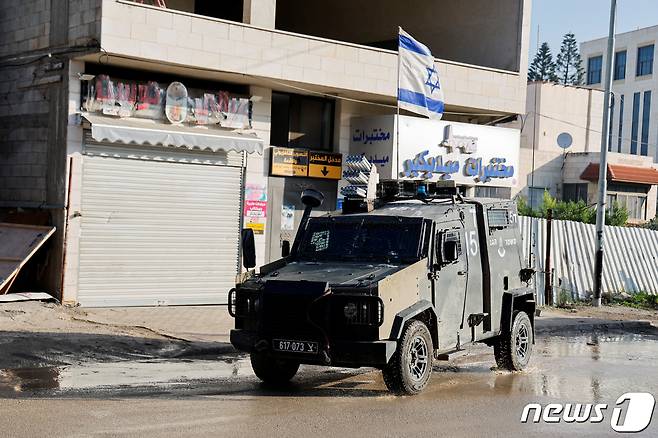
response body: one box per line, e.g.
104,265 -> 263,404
308,152 -> 342,180
271,147 -> 308,177
245,222 -> 265,234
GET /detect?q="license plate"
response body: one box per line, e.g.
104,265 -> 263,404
272,339 -> 319,354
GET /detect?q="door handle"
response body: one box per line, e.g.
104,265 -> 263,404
457,271 -> 466,276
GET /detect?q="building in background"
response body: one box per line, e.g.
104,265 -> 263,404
0,0 -> 531,306
581,26 -> 657,163
511,82 -> 658,224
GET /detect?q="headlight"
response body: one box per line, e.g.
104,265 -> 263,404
342,299 -> 384,326
343,302 -> 357,319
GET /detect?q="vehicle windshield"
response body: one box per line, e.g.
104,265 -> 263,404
296,216 -> 424,263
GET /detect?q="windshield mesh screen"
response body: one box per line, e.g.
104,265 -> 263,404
298,217 -> 424,262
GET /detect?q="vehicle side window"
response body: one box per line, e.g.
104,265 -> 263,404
487,208 -> 510,231
436,230 -> 462,265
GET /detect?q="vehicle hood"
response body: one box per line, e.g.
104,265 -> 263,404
260,261 -> 406,287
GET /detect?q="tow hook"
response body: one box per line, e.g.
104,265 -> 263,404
320,350 -> 331,365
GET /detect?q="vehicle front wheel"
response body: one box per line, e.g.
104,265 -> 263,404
250,352 -> 300,385
494,310 -> 533,370
382,320 -> 434,395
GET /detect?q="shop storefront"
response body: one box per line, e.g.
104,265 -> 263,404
65,72 -> 262,307
349,115 -> 521,196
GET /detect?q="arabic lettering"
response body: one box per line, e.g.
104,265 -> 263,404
401,150 -> 460,180
464,157 -> 514,182
368,155 -> 390,167
352,128 -> 392,144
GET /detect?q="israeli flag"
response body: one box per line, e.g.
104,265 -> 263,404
398,28 -> 445,120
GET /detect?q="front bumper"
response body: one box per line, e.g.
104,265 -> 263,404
230,329 -> 396,367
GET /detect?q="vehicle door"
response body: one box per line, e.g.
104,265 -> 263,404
432,220 -> 468,351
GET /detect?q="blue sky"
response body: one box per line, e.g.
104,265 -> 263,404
530,0 -> 658,58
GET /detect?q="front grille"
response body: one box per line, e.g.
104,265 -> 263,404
261,280 -> 328,339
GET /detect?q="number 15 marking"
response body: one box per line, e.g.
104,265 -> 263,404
466,230 -> 478,256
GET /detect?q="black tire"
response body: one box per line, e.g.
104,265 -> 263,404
382,320 -> 434,395
250,352 -> 300,385
494,311 -> 533,370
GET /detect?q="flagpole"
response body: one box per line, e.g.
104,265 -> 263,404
396,26 -> 401,182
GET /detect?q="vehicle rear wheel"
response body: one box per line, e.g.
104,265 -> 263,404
494,310 -> 533,371
382,320 -> 433,395
250,352 -> 300,384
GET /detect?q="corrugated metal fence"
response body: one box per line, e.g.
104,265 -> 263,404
519,216 -> 658,305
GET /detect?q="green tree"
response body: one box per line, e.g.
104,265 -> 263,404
646,216 -> 658,231
605,201 -> 628,226
528,42 -> 558,82
516,190 -> 628,226
556,32 -> 585,85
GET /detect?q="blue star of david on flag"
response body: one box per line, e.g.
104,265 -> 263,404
425,66 -> 441,94
397,28 -> 445,120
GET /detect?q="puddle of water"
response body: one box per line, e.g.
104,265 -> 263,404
1,334 -> 656,400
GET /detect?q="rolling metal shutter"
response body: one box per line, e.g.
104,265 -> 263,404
77,144 -> 243,307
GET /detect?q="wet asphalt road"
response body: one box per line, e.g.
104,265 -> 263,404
1,331 -> 658,437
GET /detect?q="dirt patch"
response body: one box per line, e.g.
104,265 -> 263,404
0,302 -> 231,369
542,304 -> 658,326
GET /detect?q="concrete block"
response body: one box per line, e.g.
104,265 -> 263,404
139,41 -> 167,61
192,17 -> 229,39
145,8 -> 172,29
202,35 -> 226,54
156,27 -> 177,46
243,26 -> 269,45
177,31 -> 203,50
228,24 -> 244,41
320,57 -> 344,74
172,14 -> 191,33
131,23 -> 158,43
281,64 -> 303,80
220,55 -> 247,72
358,48 -> 380,65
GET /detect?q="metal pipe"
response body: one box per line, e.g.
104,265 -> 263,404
544,208 -> 553,306
593,0 -> 617,307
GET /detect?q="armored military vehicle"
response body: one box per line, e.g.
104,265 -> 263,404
229,180 -> 535,395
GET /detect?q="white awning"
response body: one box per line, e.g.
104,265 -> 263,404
82,113 -> 263,154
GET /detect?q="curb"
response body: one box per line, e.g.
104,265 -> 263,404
535,319 -> 655,334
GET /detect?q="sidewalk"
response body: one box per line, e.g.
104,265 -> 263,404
81,305 -> 233,343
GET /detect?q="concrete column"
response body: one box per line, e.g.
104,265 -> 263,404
243,0 -> 276,28
246,86 -> 272,267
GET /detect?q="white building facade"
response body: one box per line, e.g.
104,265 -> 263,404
0,0 -> 532,306
581,26 -> 657,163
511,82 -> 658,224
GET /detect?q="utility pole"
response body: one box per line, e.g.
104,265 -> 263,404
593,0 -> 617,307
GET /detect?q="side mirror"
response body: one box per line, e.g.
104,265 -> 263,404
281,240 -> 290,257
241,228 -> 256,269
301,189 -> 324,208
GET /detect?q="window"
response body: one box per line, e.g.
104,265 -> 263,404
474,186 -> 511,199
641,91 -> 651,156
630,92 -> 641,154
614,50 -> 626,80
563,183 -> 588,203
617,94 -> 624,152
607,182 -> 650,221
636,45 -> 654,76
271,92 -> 335,151
587,56 -> 603,84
